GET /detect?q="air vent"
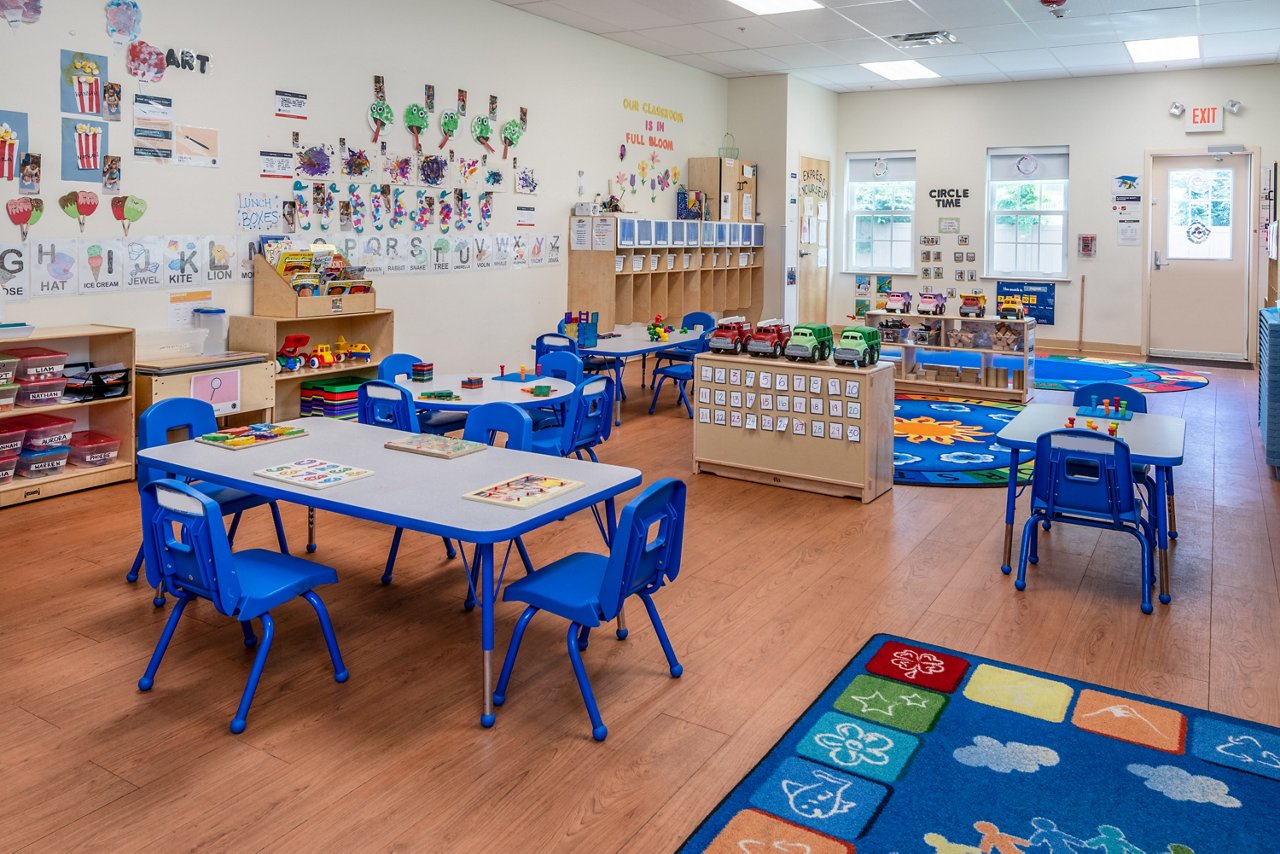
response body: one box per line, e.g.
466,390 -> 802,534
889,30 -> 956,47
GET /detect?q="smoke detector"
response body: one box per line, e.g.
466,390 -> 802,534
888,30 -> 956,47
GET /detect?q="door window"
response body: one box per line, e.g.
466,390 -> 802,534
1167,168 -> 1232,260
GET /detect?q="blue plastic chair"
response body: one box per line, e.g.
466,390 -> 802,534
357,381 -> 457,585
534,333 -> 578,361
493,478 -> 687,741
125,398 -> 290,601
137,479 -> 347,734
649,362 -> 694,418
567,376 -> 614,462
653,311 -> 714,371
557,319 -> 626,400
1013,430 -> 1156,613
378,352 -> 468,436
531,351 -> 585,429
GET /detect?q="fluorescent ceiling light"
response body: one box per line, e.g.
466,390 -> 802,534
1125,36 -> 1199,63
726,0 -> 821,14
860,60 -> 940,81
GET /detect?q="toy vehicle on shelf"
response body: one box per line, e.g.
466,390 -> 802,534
744,319 -> 791,358
832,326 -> 881,367
959,292 -> 987,317
708,316 -> 752,354
308,344 -> 337,370
876,317 -> 908,343
918,292 -> 947,316
276,334 -> 310,372
334,335 -> 372,363
785,324 -> 833,362
997,296 -> 1026,320
884,290 -> 913,313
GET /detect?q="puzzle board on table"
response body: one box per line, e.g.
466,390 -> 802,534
196,424 -> 308,449
680,634 -> 1280,853
254,458 -> 372,490
462,473 -> 582,508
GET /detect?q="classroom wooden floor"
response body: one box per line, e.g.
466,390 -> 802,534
3,358 -> 1278,852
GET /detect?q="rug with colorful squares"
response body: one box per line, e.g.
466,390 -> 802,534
680,635 -> 1279,852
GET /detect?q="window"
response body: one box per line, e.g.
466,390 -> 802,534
987,146 -> 1068,278
845,152 -> 915,273
1167,167 -> 1233,259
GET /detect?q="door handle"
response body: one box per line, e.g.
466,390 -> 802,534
799,250 -> 811,258
1153,250 -> 1170,271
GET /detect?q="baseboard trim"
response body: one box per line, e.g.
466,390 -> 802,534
1037,338 -> 1143,356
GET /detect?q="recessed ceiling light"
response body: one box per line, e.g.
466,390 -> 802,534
860,60 -> 940,81
725,0 -> 821,14
889,31 -> 957,48
1125,36 -> 1199,63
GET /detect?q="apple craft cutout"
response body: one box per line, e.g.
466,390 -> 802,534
404,104 -> 428,154
111,194 -> 147,235
60,189 -> 99,233
6,197 -> 43,239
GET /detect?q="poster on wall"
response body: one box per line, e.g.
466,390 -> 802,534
0,242 -> 30,301
173,126 -> 219,167
203,235 -> 236,284
997,281 -> 1055,325
132,94 -> 173,161
124,235 -> 165,288
163,235 -> 203,287
60,50 -> 109,116
78,238 -> 125,293
29,238 -> 79,297
274,90 -> 308,120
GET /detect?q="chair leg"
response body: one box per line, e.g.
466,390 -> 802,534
493,605 -> 538,706
1028,516 -> 1040,565
302,590 -> 349,682
586,447 -> 598,463
240,620 -> 258,648
126,544 -> 144,583
443,537 -> 457,560
231,613 -> 275,734
1133,529 -> 1155,614
639,592 -> 683,677
676,381 -> 693,418
566,622 -> 608,741
268,501 -> 290,555
138,596 -> 190,691
1166,467 -> 1178,541
152,580 -> 166,608
648,375 -> 667,414
515,537 -> 534,575
226,511 -> 244,546
1014,515 -> 1038,591
382,528 -> 404,585
577,624 -> 591,651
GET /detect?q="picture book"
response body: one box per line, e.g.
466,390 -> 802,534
384,434 -> 488,460
255,458 -> 373,490
197,423 -> 307,450
275,250 -> 315,276
463,473 -> 583,509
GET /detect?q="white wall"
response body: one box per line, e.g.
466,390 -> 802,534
834,65 -> 1280,349
1,0 -> 728,371
785,76 -> 838,325
728,75 -> 788,320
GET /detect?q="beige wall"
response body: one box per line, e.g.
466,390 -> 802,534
785,77 -> 838,324
728,75 -> 789,320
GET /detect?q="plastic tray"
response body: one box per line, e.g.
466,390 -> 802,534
3,346 -> 69,380
69,430 -> 121,466
15,376 -> 68,407
9,413 -> 75,449
16,446 -> 69,478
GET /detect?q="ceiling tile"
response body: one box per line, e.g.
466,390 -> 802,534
1108,7 -> 1200,41
635,0 -> 761,24
922,54 -> 1002,76
634,23 -> 746,52
1026,14 -> 1119,46
949,72 -> 1014,85
831,0 -> 942,38
818,37 -> 906,62
1067,65 -> 1136,78
1006,68 -> 1071,81
603,29 -> 686,56
757,41 -> 848,67
509,1 -> 620,34
668,52 -> 745,75
1200,28 -> 1280,58
911,0 -> 1025,28
986,48 -> 1066,72
803,64 -> 891,84
765,8 -> 875,42
947,23 -> 1039,52
1198,0 -> 1280,34
550,0 -> 683,29
702,48 -> 792,73
1050,42 -> 1133,68
696,16 -> 806,49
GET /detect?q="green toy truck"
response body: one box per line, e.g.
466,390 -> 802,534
832,326 -> 881,367
785,323 -> 833,362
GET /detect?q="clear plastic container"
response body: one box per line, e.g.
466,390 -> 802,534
0,382 -> 16,412
3,346 -> 69,380
10,413 -> 75,449
0,424 -> 23,457
0,455 -> 16,484
16,446 -> 70,478
15,376 -> 68,407
0,354 -> 17,384
69,430 -> 120,466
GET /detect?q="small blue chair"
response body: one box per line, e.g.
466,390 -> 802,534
137,479 -> 347,734
532,351 -> 585,429
566,376 -> 614,462
534,333 -> 578,361
378,352 -> 468,436
125,398 -> 290,601
649,362 -> 694,418
653,311 -> 714,371
357,381 -> 457,585
1013,430 -> 1156,613
493,478 -> 687,741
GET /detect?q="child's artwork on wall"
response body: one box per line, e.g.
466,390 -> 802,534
341,143 -> 371,178
477,192 -> 492,231
60,50 -> 108,116
411,190 -> 433,230
471,116 -> 495,154
295,142 -> 332,178
61,118 -> 109,182
5,197 -> 42,239
111,194 -> 146,235
437,112 -> 459,150
500,118 -> 522,159
418,155 -> 447,187
483,167 -> 504,190
126,40 -> 165,82
514,166 -> 537,195
0,110 -> 29,184
457,157 -> 479,186
403,104 -> 428,153
1,0 -> 42,29
384,153 -> 413,185
104,0 -> 142,46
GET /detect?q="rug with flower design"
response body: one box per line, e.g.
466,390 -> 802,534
893,394 -> 1034,487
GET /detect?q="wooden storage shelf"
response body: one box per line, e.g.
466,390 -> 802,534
692,352 -> 894,503
568,215 -> 764,331
253,256 -> 377,318
866,310 -> 1037,404
228,310 -> 394,420
0,324 -> 136,507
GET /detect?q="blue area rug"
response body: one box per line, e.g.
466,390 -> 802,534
680,634 -> 1280,853
894,394 -> 1033,487
882,352 -> 1211,394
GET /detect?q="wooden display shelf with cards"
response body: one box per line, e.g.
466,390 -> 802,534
567,213 -> 764,332
252,255 -> 377,318
691,352 -> 894,503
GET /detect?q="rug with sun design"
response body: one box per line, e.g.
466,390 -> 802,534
893,394 -> 1035,487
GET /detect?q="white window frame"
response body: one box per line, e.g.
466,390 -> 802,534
844,151 -> 916,274
986,146 -> 1069,280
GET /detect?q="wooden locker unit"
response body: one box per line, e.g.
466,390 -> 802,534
687,157 -> 757,222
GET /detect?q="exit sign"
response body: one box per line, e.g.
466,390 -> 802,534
1185,105 -> 1224,133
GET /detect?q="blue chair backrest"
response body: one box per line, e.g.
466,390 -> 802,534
535,333 -> 578,360
144,478 -> 239,616
358,380 -> 416,432
538,350 -> 584,385
137,397 -> 219,487
597,478 -> 686,621
569,376 -> 613,453
463,402 -> 532,450
682,311 -> 715,332
1071,382 -> 1147,413
378,352 -> 422,383
1032,429 -> 1137,523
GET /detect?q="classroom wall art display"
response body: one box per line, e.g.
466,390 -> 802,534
0,110 -> 29,183
61,118 -> 110,182
103,0 -> 141,46
79,238 -> 124,293
419,155 -> 447,187
6,196 -> 42,239
514,166 -> 537,195
30,237 -> 79,297
126,39 -> 165,81
295,142 -> 333,178
59,189 -> 99,232
0,241 -> 31,301
341,144 -> 371,178
1,0 -> 42,30
60,50 -> 108,115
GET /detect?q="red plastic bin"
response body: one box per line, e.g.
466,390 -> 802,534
0,354 -> 17,384
0,382 -> 16,412
15,446 -> 70,478
9,413 -> 75,449
69,430 -> 121,467
0,455 -> 16,485
3,347 -> 69,380
0,423 -> 24,457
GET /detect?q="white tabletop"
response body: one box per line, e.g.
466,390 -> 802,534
580,324 -> 706,357
996,403 -> 1185,466
402,373 -> 575,411
137,418 -> 642,542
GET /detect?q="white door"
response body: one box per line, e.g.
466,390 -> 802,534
1148,153 -> 1252,360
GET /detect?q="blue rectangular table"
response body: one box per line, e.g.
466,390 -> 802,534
576,325 -> 706,424
137,417 -> 643,728
995,403 -> 1186,602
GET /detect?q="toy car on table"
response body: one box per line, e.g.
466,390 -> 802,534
959,293 -> 987,317
997,295 -> 1026,320
785,324 -> 833,362
884,291 -> 913,313
832,326 -> 881,367
917,292 -> 947,315
277,334 -> 310,372
708,316 -> 752,355
744,319 -> 791,358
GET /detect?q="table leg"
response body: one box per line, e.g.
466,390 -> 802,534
1154,466 -> 1171,605
641,354 -> 647,389
1165,466 -> 1178,541
480,542 -> 497,727
605,497 -> 618,546
307,507 -> 317,554
613,360 -> 624,426
1001,448 -> 1020,576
